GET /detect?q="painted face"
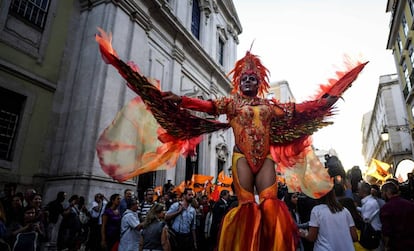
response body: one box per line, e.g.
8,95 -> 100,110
240,74 -> 259,96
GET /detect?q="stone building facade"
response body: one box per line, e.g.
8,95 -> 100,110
0,0 -> 241,202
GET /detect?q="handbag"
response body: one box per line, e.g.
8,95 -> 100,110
359,209 -> 380,249
167,227 -> 178,249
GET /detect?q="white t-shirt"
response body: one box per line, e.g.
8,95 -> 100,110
309,204 -> 355,251
89,200 -> 107,224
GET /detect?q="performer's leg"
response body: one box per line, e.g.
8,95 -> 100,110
257,159 -> 298,251
217,153 -> 260,251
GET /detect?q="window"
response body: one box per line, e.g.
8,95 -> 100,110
0,87 -> 26,161
402,14 -> 409,37
409,43 -> 414,65
191,0 -> 200,39
9,0 -> 50,29
397,35 -> 403,55
403,61 -> 412,91
217,38 -> 224,66
411,105 -> 414,119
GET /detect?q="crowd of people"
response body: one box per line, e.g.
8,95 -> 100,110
0,180 -> 236,251
1,171 -> 414,251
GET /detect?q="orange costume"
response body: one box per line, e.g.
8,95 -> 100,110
94,29 -> 368,250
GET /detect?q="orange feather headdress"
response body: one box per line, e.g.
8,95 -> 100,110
228,49 -> 270,96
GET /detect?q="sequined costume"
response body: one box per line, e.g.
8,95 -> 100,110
94,29 -> 368,251
180,93 -> 285,174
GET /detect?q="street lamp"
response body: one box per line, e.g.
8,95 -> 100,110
381,128 -> 389,141
379,124 -> 413,178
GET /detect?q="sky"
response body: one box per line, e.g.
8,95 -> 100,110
233,0 -> 396,171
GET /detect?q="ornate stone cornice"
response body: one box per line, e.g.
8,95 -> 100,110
172,45 -> 185,64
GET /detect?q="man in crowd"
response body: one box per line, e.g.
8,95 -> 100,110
139,188 -> 155,222
210,190 -> 230,249
165,188 -> 197,251
119,188 -> 134,215
380,181 -> 414,250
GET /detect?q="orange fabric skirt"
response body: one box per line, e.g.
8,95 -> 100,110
217,153 -> 297,251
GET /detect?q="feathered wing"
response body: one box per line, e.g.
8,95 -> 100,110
96,29 -> 230,140
95,28 -> 229,181
270,60 -> 368,198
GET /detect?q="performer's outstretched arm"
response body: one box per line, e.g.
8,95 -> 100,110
162,91 -> 216,114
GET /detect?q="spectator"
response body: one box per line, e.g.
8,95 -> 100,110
0,183 -> 17,214
77,196 -> 90,249
139,188 -> 155,222
101,193 -> 121,251
29,194 -> 47,230
165,188 -> 197,251
380,181 -> 414,250
334,182 -> 362,230
22,189 -> 36,208
284,192 -> 307,251
119,189 -> 134,216
140,203 -> 170,251
349,166 -> 363,194
8,205 -> 46,251
57,195 -> 81,251
324,154 -> 346,180
45,191 -> 66,244
197,194 -> 210,251
88,193 -> 107,251
300,188 -> 358,251
0,205 -> 8,251
0,201 -> 7,243
370,184 -> 385,208
210,190 -> 230,249
118,198 -> 142,251
358,181 -> 382,250
5,195 -> 23,227
163,180 -> 174,196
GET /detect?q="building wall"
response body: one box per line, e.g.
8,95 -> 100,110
361,73 -> 412,176
386,0 -> 414,134
0,0 -> 75,191
0,0 -> 242,202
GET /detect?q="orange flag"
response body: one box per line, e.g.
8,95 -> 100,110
216,171 -> 233,195
171,181 -> 187,196
192,174 -> 214,193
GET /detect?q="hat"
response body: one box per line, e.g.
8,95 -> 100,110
228,49 -> 270,96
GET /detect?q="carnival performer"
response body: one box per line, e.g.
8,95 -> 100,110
95,28 -> 367,251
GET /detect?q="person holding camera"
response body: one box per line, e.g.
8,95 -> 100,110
8,205 -> 45,250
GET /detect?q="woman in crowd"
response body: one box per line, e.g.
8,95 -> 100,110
140,203 -> 170,251
29,194 -> 47,233
8,205 -> 45,250
300,188 -> 358,251
284,193 -> 308,251
101,193 -> 121,251
118,198 -> 142,251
